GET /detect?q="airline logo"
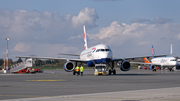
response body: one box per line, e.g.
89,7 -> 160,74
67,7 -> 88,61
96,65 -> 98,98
92,47 -> 96,53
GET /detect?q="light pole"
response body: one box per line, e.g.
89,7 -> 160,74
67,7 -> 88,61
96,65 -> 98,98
6,37 -> 9,70
3,52 -> 6,69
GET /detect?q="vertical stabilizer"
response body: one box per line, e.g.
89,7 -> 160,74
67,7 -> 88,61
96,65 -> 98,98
170,44 -> 172,55
152,45 -> 155,56
83,25 -> 88,50
144,58 -> 151,63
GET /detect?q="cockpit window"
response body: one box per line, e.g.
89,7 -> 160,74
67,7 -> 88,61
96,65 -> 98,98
96,49 -> 110,52
170,59 -> 177,61
101,49 -> 105,51
96,49 -> 100,52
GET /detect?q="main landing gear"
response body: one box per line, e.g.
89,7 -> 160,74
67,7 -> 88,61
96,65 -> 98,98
108,69 -> 116,75
169,68 -> 174,72
107,62 -> 116,75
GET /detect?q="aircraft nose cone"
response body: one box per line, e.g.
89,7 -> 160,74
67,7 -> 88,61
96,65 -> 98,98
99,52 -> 112,59
106,52 -> 113,58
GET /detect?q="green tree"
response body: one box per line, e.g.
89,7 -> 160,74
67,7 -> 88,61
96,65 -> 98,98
46,60 -> 52,64
54,60 -> 59,64
17,58 -> 23,63
0,59 -> 3,66
35,59 -> 45,66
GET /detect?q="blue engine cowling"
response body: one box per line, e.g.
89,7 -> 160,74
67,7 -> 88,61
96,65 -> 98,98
120,60 -> 131,71
176,64 -> 180,69
149,65 -> 155,70
64,61 -> 75,72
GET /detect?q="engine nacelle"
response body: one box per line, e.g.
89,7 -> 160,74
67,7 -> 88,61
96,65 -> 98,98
150,65 -> 156,70
176,64 -> 180,70
64,61 -> 75,72
120,60 -> 131,71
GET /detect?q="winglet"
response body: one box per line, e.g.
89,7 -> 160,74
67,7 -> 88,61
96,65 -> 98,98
83,25 -> 88,50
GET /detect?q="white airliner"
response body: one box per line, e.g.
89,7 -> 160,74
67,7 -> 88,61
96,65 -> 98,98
134,45 -> 178,72
15,26 -> 166,75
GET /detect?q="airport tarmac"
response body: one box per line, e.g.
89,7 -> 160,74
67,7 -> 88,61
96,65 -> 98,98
0,69 -> 180,101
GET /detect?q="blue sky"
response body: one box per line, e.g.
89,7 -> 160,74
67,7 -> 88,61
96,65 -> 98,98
1,0 -> 180,61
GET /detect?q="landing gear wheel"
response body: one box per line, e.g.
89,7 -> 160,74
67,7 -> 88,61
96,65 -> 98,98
73,70 -> 76,75
109,70 -> 112,75
170,68 -> 174,72
169,68 -> 172,72
113,69 -> 116,75
153,69 -> 156,72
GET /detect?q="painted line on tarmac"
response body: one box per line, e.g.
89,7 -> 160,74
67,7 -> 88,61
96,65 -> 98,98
0,94 -> 48,98
46,75 -> 67,76
7,87 -> 180,101
50,86 -> 180,98
26,79 -> 66,81
3,87 -> 180,101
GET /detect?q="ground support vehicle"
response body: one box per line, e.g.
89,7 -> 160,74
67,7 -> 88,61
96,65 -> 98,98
94,64 -> 108,76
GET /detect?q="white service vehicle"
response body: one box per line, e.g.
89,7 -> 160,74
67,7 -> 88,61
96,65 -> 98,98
94,64 -> 108,76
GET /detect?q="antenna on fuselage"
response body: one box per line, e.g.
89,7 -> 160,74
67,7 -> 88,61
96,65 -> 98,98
83,25 -> 88,50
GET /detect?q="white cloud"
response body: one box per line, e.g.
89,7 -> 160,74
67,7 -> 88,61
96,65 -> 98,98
0,8 -> 97,60
89,21 -> 148,45
13,42 -> 31,52
132,18 -> 151,23
12,42 -> 80,57
132,17 -> 173,24
176,33 -> 180,40
84,21 -> 180,57
72,7 -> 99,28
151,17 -> 173,24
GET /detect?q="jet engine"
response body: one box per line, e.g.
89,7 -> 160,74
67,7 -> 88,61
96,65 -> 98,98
150,65 -> 156,71
64,61 -> 75,72
176,64 -> 180,70
120,60 -> 131,71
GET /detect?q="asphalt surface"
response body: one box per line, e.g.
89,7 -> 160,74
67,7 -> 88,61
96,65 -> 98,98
0,69 -> 180,101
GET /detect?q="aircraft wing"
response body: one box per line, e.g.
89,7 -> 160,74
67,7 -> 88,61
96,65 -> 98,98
14,56 -> 87,63
59,53 -> 80,56
111,54 -> 167,62
130,62 -> 152,65
130,62 -> 161,66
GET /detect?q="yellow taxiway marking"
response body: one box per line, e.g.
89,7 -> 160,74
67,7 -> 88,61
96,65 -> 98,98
26,79 -> 66,81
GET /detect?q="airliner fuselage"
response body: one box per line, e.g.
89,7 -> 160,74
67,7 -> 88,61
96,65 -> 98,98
80,44 -> 113,66
151,57 -> 177,67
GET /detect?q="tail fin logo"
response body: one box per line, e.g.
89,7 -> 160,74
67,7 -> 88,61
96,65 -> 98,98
144,58 -> 151,63
152,45 -> 155,56
83,25 -> 87,50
